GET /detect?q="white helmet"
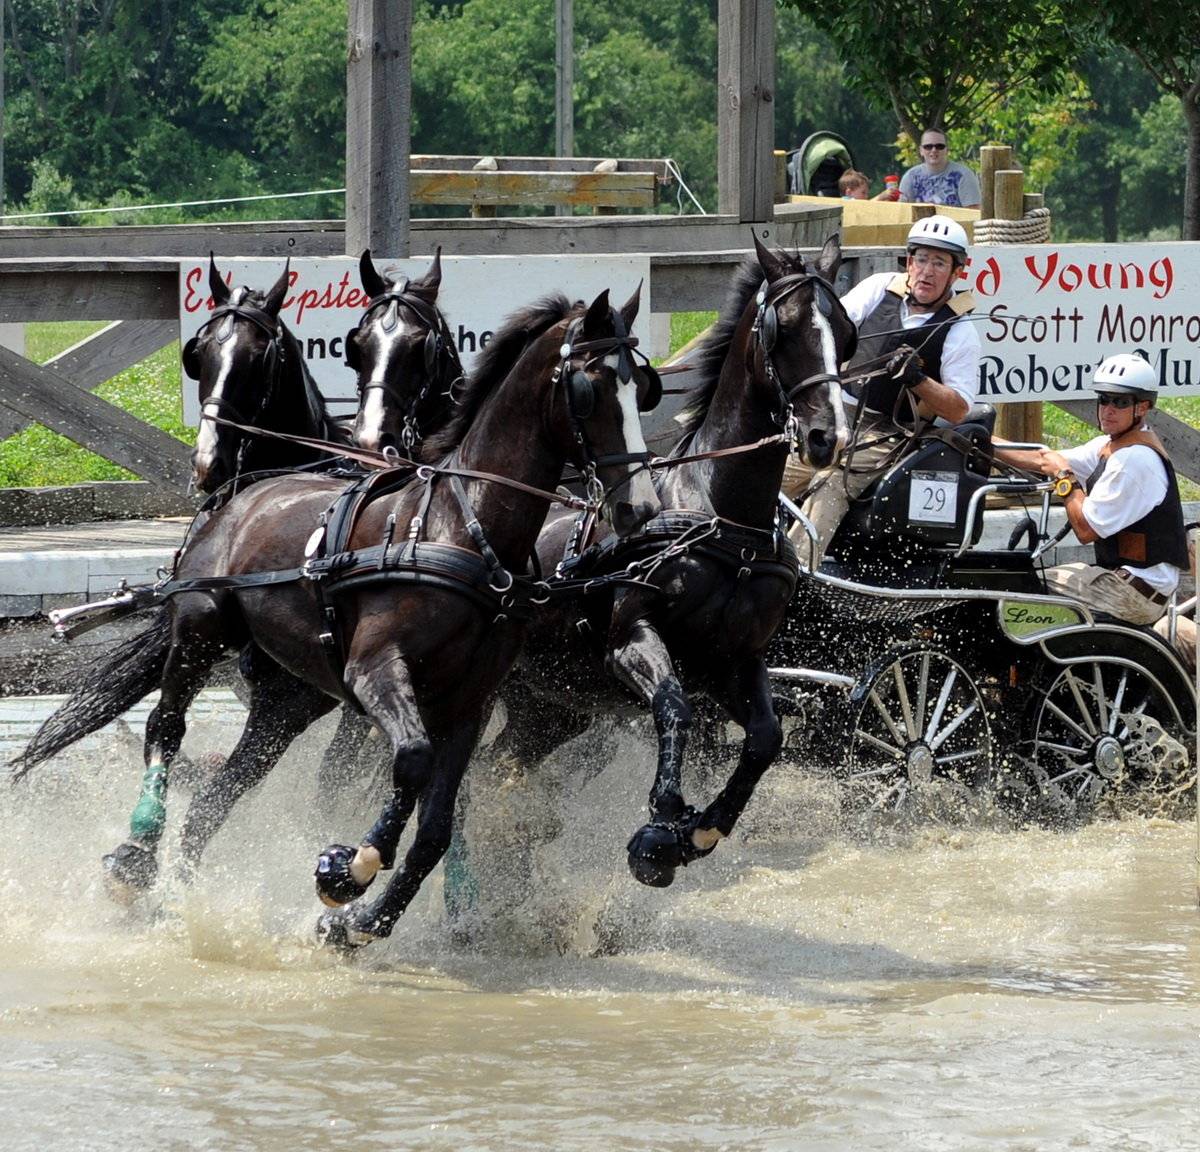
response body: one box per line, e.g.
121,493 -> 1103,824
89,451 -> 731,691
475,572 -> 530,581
1092,353 -> 1158,401
906,215 -> 969,263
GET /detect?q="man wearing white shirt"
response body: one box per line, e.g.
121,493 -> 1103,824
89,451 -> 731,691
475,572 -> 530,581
782,215 -> 981,563
993,354 -> 1187,630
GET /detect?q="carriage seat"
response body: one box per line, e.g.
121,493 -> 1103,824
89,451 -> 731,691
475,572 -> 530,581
843,407 -> 996,549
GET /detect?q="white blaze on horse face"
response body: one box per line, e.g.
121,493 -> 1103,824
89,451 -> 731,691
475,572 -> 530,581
610,353 -> 657,512
810,303 -> 848,451
192,327 -> 241,477
355,314 -> 413,451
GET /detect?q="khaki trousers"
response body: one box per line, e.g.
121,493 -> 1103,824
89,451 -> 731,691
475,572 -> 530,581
1153,613 -> 1196,673
1041,562 -> 1167,627
781,433 -> 899,567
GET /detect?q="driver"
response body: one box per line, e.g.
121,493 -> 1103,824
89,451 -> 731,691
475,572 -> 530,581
782,215 -> 981,564
993,354 -> 1187,629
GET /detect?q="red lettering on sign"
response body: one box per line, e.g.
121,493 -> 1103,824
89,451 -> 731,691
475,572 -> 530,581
1024,252 -> 1174,300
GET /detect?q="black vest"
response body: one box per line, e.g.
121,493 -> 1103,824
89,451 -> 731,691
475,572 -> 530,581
846,279 -> 971,427
1085,437 -> 1188,570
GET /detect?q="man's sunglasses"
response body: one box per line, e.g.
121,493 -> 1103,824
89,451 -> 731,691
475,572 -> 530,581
1097,394 -> 1137,409
922,143 -> 947,151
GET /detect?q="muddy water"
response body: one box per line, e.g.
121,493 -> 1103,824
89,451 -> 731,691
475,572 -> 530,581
2,695 -> 1199,1151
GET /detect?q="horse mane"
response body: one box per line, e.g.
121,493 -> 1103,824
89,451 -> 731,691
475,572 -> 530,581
424,292 -> 576,458
676,249 -> 809,437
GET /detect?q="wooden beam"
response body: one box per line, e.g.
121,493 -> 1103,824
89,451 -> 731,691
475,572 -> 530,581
0,320 -> 177,441
410,155 -> 673,182
0,345 -> 192,490
717,0 -> 775,222
0,267 -> 177,322
1055,400 -> 1200,485
410,169 -> 658,208
345,0 -> 411,259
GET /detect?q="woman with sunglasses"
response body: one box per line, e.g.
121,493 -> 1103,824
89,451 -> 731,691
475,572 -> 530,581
898,129 -> 981,209
994,354 -> 1188,634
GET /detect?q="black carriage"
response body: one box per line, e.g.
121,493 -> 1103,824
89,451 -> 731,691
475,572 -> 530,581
766,407 -> 1196,821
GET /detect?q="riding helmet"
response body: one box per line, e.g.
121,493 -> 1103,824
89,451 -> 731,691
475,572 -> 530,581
906,216 -> 970,264
1092,354 -> 1158,401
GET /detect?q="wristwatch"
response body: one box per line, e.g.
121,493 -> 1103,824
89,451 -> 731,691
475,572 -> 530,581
1052,469 -> 1080,498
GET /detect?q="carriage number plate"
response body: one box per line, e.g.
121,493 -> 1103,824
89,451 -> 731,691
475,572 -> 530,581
908,470 -> 958,524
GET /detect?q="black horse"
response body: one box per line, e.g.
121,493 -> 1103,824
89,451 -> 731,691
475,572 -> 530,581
185,255 -> 353,495
472,235 -> 855,890
16,286 -> 662,946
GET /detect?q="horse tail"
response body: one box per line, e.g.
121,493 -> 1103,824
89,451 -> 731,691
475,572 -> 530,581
11,610 -> 172,780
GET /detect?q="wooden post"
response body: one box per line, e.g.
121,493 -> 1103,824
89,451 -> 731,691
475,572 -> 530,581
1022,192 -> 1045,213
978,145 -> 1011,220
554,0 -> 574,218
345,0 -> 411,259
994,170 -> 1025,221
717,0 -> 775,222
773,149 -> 787,203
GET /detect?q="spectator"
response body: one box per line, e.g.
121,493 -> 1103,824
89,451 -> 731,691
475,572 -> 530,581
838,169 -> 871,199
899,129 -> 981,209
781,215 -> 980,565
838,169 -> 900,202
992,354 -> 1187,631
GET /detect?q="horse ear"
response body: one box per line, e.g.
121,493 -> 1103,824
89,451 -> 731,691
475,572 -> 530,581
359,248 -> 387,300
752,232 -> 786,283
412,246 -> 442,299
816,232 -> 842,283
618,278 -> 642,333
263,258 -> 290,317
208,253 -> 231,305
582,288 -> 611,335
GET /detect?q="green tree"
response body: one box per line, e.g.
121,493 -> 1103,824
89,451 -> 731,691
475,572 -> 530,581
1073,3 -> 1200,239
783,0 -> 1079,143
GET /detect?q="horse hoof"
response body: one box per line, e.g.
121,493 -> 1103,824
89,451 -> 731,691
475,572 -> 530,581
626,823 -> 682,888
314,844 -> 374,907
316,909 -> 375,953
102,842 -> 158,901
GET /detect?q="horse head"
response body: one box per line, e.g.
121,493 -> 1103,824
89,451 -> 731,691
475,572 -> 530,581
347,248 -> 461,457
552,285 -> 663,537
184,255 -> 291,494
751,233 -> 855,469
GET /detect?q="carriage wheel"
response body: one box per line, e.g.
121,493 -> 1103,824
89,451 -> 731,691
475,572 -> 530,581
1029,659 -> 1194,818
841,649 -> 992,817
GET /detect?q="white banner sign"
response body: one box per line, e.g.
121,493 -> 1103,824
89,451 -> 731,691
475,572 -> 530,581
965,242 -> 1200,403
178,254 -> 652,425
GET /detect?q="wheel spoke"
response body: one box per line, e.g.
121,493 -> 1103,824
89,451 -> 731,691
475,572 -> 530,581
865,779 -> 907,812
1108,670 -> 1128,734
868,687 -> 906,745
853,729 -> 906,761
923,666 -> 958,743
1045,697 -> 1094,743
1091,663 -> 1110,733
935,747 -> 984,765
1064,669 -> 1099,736
893,663 -> 917,740
915,653 -> 931,736
1044,765 -> 1091,787
929,699 -> 979,753
1037,739 -> 1090,758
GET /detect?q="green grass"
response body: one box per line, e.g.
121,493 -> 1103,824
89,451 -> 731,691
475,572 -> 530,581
0,323 -> 193,488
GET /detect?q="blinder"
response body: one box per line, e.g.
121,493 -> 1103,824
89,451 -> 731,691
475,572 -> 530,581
637,364 -> 662,412
567,369 -> 595,420
344,327 -> 361,372
182,337 -> 201,381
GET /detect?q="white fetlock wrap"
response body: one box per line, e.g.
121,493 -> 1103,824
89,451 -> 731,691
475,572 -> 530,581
350,845 -> 383,887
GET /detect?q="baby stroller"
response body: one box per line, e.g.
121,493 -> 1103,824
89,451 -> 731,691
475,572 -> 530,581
786,131 -> 855,197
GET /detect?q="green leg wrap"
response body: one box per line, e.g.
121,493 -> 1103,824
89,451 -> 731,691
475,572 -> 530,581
129,761 -> 168,844
442,828 -> 479,924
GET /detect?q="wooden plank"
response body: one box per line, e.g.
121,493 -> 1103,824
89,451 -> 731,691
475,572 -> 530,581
410,155 -> 673,182
0,345 -> 192,489
0,320 -> 176,441
1055,399 -> 1200,485
410,169 -> 657,208
717,0 -> 775,222
345,0 -> 411,258
0,268 -> 177,322
47,320 -> 177,390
